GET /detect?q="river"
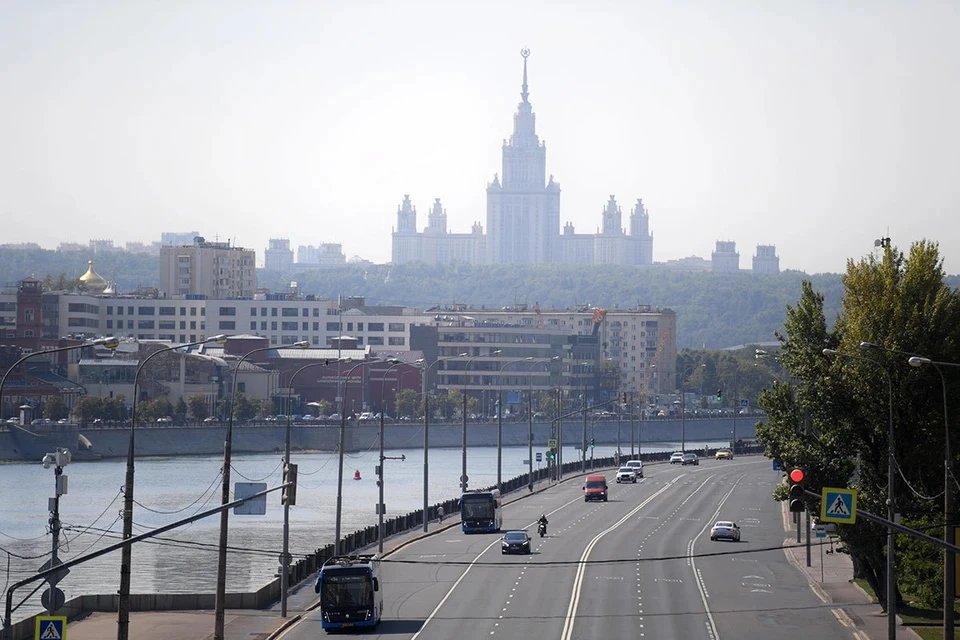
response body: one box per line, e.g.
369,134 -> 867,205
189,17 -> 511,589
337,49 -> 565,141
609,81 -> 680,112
0,440 -> 723,622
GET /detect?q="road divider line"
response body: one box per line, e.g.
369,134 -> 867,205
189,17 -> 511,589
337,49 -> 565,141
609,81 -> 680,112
560,482 -> 675,640
689,472 -> 747,640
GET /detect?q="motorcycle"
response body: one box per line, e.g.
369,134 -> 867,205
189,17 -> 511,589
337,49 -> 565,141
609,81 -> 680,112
538,521 -> 547,537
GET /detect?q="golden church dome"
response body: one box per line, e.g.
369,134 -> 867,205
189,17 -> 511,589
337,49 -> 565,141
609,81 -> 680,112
79,260 -> 108,292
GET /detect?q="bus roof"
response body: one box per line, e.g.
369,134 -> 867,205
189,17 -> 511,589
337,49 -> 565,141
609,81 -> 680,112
321,554 -> 380,569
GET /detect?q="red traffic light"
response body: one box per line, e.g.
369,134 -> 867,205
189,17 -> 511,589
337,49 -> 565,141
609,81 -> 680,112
789,468 -> 806,483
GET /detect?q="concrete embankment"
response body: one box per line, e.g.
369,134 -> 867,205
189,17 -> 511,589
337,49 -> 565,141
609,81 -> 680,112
0,416 -> 762,462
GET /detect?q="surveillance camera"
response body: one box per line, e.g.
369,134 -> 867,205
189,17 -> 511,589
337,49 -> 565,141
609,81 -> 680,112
41,454 -> 55,469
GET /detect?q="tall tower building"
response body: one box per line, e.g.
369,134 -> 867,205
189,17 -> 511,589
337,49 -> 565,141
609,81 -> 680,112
486,49 -> 561,264
264,238 -> 294,271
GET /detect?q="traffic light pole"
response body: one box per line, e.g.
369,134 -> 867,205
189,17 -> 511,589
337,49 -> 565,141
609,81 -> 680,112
805,509 -> 811,567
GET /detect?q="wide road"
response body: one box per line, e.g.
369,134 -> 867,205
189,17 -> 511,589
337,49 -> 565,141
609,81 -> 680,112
280,457 -> 851,640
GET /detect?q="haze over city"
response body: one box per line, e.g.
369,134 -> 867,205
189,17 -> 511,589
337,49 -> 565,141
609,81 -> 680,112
1,1 -> 958,274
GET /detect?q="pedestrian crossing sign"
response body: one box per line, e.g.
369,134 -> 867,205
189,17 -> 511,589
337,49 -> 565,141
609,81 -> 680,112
35,616 -> 66,640
820,487 -> 857,524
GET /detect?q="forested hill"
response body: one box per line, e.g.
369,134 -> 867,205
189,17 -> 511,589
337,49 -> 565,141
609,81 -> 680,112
260,264 -> 853,349
7,248 -> 955,349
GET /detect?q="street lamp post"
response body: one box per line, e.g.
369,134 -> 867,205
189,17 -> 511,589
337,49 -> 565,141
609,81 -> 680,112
461,355 -> 482,493
0,337 -> 119,423
524,357 -> 556,491
496,355 -> 527,492
823,348 -> 896,640
214,340 -> 309,640
418,353 -> 466,531
118,335 -> 226,640
335,359 -> 385,555
378,360 -> 405,552
907,355 -> 956,640
279,358 -> 339,618
678,364 -> 705,454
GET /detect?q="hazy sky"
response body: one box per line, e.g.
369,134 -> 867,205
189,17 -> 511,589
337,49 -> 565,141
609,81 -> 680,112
1,1 -> 958,274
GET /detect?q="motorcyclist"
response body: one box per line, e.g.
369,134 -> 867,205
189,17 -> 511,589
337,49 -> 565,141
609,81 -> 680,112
538,514 -> 549,534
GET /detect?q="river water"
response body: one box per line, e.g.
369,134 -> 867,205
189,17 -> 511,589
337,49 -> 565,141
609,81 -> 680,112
0,440 -> 722,622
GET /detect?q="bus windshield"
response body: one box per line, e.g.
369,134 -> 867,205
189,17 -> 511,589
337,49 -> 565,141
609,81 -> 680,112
461,496 -> 494,519
320,571 -> 373,611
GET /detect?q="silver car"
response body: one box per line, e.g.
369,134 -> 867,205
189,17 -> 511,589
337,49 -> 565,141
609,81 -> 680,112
710,521 -> 741,542
669,452 -> 685,464
616,467 -> 637,483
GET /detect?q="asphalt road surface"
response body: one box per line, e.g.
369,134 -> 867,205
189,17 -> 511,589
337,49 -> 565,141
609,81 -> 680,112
279,457 -> 851,640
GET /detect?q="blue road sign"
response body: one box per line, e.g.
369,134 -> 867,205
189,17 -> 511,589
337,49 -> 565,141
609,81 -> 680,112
535,452 -> 542,462
772,460 -> 781,471
35,616 -> 66,640
821,487 -> 857,524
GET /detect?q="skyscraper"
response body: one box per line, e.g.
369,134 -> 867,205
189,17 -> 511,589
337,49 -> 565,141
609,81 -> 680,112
391,50 -> 653,267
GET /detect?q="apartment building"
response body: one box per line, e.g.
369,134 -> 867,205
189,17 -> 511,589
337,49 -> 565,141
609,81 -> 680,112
159,237 -> 256,299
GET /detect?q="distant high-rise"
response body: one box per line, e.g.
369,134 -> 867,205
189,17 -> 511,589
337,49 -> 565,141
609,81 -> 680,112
264,238 -> 294,271
752,245 -> 780,274
159,237 -> 256,299
161,231 -> 200,246
711,241 -> 740,273
391,50 -> 653,267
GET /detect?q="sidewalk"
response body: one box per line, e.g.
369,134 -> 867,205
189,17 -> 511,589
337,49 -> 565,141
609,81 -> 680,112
781,505 -> 922,640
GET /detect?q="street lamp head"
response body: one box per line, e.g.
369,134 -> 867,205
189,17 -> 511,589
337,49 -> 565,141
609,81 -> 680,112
908,356 -> 932,368
859,341 -> 881,350
292,341 -> 310,349
208,334 -> 229,344
492,349 -> 502,355
457,353 -> 468,357
822,348 -> 838,357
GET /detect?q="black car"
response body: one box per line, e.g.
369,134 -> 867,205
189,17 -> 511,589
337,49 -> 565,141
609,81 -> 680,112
501,530 -> 532,554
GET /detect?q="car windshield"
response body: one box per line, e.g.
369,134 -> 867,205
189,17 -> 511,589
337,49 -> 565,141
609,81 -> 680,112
626,461 -> 642,467
671,452 -> 683,457
715,522 -> 734,528
683,453 -> 696,458
504,532 -> 527,541
585,480 -> 606,489
618,468 -> 633,473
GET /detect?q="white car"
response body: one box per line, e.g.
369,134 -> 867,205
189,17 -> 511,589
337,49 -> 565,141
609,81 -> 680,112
624,459 -> 644,478
669,452 -> 685,464
710,521 -> 741,542
616,467 -> 638,483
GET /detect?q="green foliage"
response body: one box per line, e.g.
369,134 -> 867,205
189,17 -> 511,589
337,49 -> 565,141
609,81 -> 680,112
395,389 -> 421,418
259,399 -> 278,418
229,394 -> 257,421
74,395 -> 127,421
896,515 -> 944,609
43,395 -> 69,421
138,397 -> 173,422
187,394 -> 210,421
756,240 -> 960,609
174,397 -> 188,421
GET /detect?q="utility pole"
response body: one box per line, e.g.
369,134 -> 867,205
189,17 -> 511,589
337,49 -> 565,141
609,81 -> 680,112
40,449 -> 71,616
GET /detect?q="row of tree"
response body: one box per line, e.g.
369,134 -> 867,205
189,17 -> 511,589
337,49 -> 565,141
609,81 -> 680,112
756,240 -> 959,609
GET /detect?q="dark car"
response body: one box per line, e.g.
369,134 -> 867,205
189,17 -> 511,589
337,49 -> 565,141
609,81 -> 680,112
501,530 -> 532,554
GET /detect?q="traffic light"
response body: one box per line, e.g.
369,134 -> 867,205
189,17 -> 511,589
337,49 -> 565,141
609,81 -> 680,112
788,468 -> 805,513
546,447 -> 556,461
716,389 -> 723,402
590,437 -> 595,449
282,463 -> 298,506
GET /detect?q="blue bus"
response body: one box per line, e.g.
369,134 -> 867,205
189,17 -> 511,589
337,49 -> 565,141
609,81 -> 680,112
314,554 -> 383,631
460,489 -> 502,533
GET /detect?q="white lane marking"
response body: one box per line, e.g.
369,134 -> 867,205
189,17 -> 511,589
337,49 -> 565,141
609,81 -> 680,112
409,490 -> 589,639
689,472 -> 747,640
559,481 -> 675,640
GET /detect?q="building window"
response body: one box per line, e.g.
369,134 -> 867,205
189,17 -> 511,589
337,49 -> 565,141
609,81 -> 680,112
138,320 -> 155,329
159,320 -> 176,330
302,308 -> 309,317
180,321 -> 186,330
368,323 -> 384,332
282,308 -> 297,317
313,308 -> 319,317
250,308 -> 257,316
219,321 -> 236,330
250,321 -> 257,330
128,306 -> 134,315
190,308 -> 197,316
302,322 -> 308,331
127,320 -> 134,329
24,309 -> 35,322
271,308 -> 278,316
313,322 -> 319,331
367,336 -> 384,345
388,323 -> 404,332
281,322 -> 298,331
106,306 -> 113,315
190,321 -> 196,330
388,337 -> 406,346
138,307 -> 155,315
326,322 -> 340,331
260,321 -> 267,330
357,323 -> 363,331
106,320 -> 113,329
271,322 -> 277,330
117,307 -> 124,316
237,383 -> 246,393
219,307 -> 236,316
180,307 -> 186,316
347,322 -> 353,331
159,306 -> 175,316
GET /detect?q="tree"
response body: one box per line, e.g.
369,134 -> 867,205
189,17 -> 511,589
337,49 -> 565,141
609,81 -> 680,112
44,395 -> 69,421
187,394 -> 210,421
138,397 -> 173,423
174,397 -> 188,422
231,394 -> 257,421
757,241 -> 960,609
394,389 -> 421,418
258,399 -> 278,419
